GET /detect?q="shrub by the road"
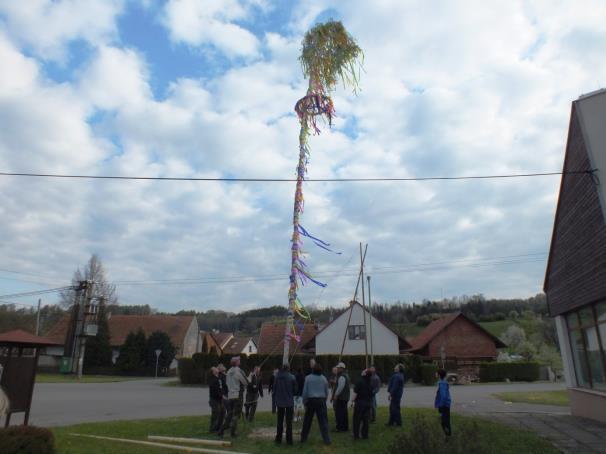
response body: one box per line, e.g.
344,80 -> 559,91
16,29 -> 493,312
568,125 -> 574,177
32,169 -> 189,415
420,363 -> 438,385
0,426 -> 55,454
479,361 -> 540,382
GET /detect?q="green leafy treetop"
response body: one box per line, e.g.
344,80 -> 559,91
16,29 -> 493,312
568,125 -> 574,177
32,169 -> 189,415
300,20 -> 363,95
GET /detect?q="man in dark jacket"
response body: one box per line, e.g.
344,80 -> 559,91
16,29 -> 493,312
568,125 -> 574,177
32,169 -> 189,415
268,368 -> 278,414
274,364 -> 296,445
208,367 -> 225,432
352,369 -> 373,440
387,363 -> 405,427
331,362 -> 350,432
245,366 -> 263,422
369,365 -> 381,423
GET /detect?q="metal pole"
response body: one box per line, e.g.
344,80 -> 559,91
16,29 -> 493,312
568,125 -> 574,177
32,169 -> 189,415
77,280 -> 94,379
367,275 -> 374,365
155,349 -> 162,378
35,298 -> 41,336
360,243 -> 369,369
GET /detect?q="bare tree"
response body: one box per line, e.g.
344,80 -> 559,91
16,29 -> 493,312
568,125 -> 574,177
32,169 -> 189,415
59,254 -> 118,308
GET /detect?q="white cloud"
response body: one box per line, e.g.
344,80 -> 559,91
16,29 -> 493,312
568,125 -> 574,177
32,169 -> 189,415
2,0 -> 606,312
162,0 -> 262,58
0,0 -> 123,61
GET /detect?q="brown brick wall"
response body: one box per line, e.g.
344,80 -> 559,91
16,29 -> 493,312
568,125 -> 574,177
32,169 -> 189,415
427,317 -> 497,359
545,105 -> 606,315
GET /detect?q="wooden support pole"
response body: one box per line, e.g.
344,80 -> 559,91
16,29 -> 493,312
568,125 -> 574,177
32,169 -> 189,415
69,434 -> 249,454
148,435 -> 232,447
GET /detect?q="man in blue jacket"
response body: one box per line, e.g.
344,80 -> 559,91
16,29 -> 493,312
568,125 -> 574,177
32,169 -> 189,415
434,369 -> 452,436
386,363 -> 405,426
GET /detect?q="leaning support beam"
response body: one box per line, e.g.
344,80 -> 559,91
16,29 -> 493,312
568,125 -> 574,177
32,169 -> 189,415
148,435 -> 232,447
69,433 -> 249,454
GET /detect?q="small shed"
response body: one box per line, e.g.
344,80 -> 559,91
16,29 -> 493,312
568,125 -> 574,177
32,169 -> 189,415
0,329 -> 56,426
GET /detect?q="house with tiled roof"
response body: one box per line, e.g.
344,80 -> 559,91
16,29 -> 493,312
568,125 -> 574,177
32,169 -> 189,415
407,312 -> 506,362
42,314 -> 200,369
222,336 -> 257,357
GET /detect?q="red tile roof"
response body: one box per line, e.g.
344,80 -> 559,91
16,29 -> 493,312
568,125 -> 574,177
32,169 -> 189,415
257,322 -> 318,355
45,315 -> 70,345
107,315 -> 195,348
210,332 -> 234,349
223,337 -> 255,355
408,312 -> 506,351
0,329 -> 57,346
44,314 -> 196,350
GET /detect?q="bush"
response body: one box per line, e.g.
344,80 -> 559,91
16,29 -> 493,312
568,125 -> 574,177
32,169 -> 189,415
479,361 -> 540,382
178,353 -> 422,385
0,426 -> 55,454
388,412 -> 483,454
420,363 -> 438,386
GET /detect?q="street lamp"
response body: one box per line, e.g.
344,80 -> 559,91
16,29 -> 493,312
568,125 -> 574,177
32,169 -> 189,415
155,349 -> 162,378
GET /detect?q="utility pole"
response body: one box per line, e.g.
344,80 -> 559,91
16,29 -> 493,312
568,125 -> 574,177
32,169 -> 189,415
360,243 -> 369,369
367,275 -> 374,365
35,298 -> 41,336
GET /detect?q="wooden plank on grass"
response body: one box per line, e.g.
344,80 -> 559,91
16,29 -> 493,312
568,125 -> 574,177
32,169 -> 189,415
148,435 -> 232,447
69,433 -> 249,454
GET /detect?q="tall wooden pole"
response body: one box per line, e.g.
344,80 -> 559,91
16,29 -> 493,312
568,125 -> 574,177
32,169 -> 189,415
367,275 -> 374,365
35,298 -> 41,336
360,243 -> 369,369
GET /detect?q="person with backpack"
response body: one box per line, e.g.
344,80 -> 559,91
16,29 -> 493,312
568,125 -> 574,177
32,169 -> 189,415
434,369 -> 452,437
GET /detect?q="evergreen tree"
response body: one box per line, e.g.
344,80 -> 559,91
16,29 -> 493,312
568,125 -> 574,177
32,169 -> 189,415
145,331 -> 176,377
116,328 -> 147,374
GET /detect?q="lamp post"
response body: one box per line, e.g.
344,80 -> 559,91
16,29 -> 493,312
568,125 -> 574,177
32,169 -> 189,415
155,349 -> 162,378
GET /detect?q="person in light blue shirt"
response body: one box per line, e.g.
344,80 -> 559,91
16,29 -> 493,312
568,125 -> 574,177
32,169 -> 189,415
434,369 -> 452,436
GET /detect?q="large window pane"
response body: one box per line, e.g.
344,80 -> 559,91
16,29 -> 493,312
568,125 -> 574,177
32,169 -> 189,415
585,327 -> 606,390
596,302 -> 606,323
579,307 -> 595,327
569,329 -> 591,387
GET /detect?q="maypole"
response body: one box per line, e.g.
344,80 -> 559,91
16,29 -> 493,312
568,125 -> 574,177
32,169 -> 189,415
283,21 -> 363,365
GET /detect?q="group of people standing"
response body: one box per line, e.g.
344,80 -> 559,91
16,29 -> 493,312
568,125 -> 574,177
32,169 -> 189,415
207,357 -> 452,443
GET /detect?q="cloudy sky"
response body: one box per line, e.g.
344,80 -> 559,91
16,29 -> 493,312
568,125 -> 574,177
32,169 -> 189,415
1,0 -> 605,313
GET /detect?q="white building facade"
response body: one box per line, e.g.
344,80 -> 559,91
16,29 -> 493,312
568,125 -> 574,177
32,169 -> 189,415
314,301 -> 404,355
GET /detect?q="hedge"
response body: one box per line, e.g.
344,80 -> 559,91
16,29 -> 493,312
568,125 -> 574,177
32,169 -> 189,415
420,363 -> 438,386
479,361 -> 540,382
178,353 -> 423,385
0,426 -> 55,454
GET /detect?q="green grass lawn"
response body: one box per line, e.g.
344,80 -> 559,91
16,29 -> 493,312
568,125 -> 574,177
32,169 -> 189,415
493,390 -> 570,406
36,374 -> 149,384
52,407 -> 559,454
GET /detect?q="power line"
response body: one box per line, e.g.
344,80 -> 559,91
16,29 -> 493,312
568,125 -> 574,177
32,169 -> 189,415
110,255 -> 546,287
0,286 -> 73,300
0,170 -> 594,183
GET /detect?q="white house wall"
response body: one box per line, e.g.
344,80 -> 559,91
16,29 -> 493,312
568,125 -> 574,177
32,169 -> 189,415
315,304 -> 399,355
182,318 -> 200,357
243,339 -> 257,356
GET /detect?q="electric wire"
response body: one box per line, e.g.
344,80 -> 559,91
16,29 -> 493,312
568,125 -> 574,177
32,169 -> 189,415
0,170 -> 595,183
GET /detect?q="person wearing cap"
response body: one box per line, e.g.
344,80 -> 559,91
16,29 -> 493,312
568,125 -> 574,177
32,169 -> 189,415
386,363 -> 405,427
218,356 -> 248,438
274,363 -> 297,445
330,362 -> 350,432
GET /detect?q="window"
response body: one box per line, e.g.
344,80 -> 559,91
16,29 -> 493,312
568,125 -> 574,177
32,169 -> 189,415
566,301 -> 606,390
348,325 -> 366,340
249,345 -> 252,353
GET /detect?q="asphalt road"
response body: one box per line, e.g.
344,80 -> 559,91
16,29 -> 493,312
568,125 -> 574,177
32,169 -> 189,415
25,379 -> 567,427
